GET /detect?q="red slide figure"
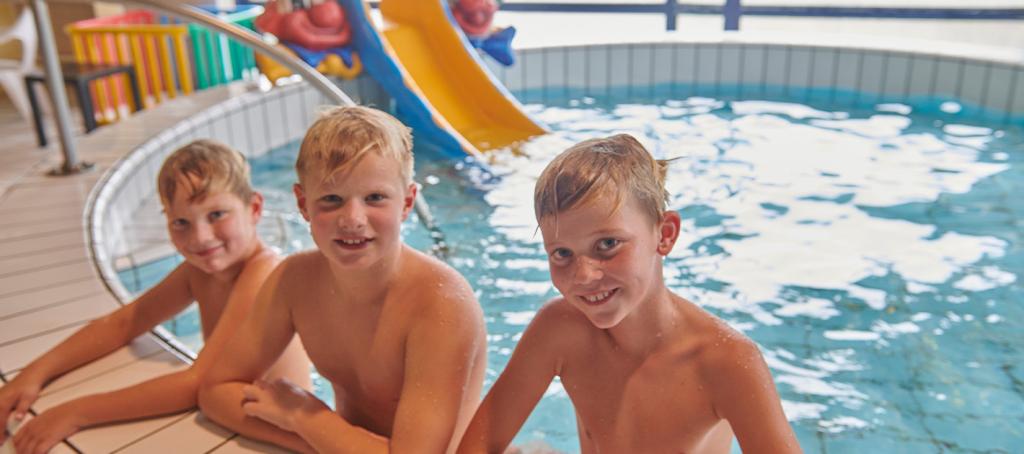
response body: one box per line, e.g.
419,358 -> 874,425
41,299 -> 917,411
255,0 -> 351,50
451,0 -> 498,37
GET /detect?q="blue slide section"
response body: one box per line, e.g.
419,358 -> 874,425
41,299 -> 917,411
337,0 -> 473,159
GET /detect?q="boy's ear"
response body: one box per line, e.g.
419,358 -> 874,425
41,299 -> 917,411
293,183 -> 311,222
656,211 -> 681,256
249,192 -> 265,224
401,182 -> 418,221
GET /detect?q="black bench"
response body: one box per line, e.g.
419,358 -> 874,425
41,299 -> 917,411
24,62 -> 143,147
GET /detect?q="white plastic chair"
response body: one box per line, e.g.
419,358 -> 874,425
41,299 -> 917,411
0,7 -> 37,122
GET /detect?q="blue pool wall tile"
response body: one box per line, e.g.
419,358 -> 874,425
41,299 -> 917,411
502,42 -> 1024,125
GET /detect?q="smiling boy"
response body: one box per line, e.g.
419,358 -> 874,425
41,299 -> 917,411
458,134 -> 801,454
198,106 -> 487,453
0,140 -> 310,454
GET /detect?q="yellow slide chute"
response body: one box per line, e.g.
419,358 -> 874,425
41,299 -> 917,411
377,0 -> 545,154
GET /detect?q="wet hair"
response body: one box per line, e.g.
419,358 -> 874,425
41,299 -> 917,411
295,106 -> 414,186
534,133 -> 670,224
157,139 -> 253,206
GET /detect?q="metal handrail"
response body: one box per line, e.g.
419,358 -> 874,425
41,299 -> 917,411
494,1 -> 1024,32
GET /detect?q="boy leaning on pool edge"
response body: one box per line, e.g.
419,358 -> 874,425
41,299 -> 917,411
458,134 -> 802,453
0,140 -> 310,454
198,106 -> 488,453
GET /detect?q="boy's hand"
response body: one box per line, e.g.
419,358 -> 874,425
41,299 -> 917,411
241,379 -> 329,432
11,405 -> 82,454
0,375 -> 43,444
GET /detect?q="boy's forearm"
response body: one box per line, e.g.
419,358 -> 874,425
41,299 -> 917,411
199,381 -> 316,454
21,316 -> 134,387
457,399 -> 513,454
291,408 -> 388,454
57,369 -> 201,428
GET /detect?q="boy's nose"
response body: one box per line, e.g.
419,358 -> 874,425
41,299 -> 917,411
572,257 -> 604,285
191,221 -> 215,244
337,201 -> 367,229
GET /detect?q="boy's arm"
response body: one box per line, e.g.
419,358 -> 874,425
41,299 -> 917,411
457,303 -> 564,454
198,261 -> 314,454
709,338 -> 802,454
383,285 -> 487,454
11,254 -> 281,452
0,264 -> 193,443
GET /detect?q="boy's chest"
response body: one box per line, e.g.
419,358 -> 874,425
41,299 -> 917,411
291,301 -> 407,419
191,281 -> 232,337
562,356 -> 724,452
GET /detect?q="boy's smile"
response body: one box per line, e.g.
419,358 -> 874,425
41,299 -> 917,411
195,244 -> 225,257
579,288 -> 619,306
335,236 -> 373,249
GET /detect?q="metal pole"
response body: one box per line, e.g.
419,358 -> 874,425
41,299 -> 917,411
724,0 -> 742,31
666,0 -> 678,31
28,0 -> 92,175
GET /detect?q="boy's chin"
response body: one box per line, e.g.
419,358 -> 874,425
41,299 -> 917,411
189,259 -> 226,274
185,253 -> 233,274
574,305 -> 628,330
322,247 -> 379,268
584,314 -> 627,330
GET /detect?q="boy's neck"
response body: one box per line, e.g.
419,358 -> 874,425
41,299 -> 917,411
324,244 -> 406,304
605,283 -> 683,358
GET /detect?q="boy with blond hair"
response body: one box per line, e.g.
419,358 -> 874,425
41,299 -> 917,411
458,134 -> 801,454
199,106 -> 487,453
0,140 -> 310,454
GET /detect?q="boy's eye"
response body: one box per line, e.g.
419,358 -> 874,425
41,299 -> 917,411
550,248 -> 573,261
320,195 -> 343,204
366,193 -> 387,203
208,210 -> 227,221
170,219 -> 189,230
596,238 -> 620,252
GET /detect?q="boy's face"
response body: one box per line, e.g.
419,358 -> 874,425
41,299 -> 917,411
540,195 -> 680,329
294,152 -> 416,269
164,179 -> 263,275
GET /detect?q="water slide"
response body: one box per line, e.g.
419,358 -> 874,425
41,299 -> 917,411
338,0 -> 546,159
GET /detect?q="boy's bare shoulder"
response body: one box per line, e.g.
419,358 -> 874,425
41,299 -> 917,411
533,297 -> 592,329
680,299 -> 764,384
262,250 -> 326,288
277,249 -> 322,272
524,297 -> 598,348
396,246 -> 477,312
237,246 -> 281,279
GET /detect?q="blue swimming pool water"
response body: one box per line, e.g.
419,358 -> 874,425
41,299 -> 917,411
120,90 -> 1024,453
